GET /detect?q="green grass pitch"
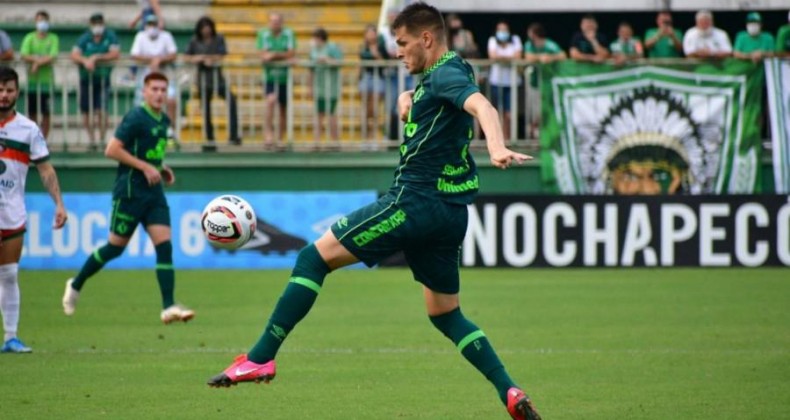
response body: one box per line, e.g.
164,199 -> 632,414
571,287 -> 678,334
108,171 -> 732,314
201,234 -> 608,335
2,268 -> 789,419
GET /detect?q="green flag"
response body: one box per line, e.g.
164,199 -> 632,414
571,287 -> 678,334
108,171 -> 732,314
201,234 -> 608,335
539,60 -> 764,194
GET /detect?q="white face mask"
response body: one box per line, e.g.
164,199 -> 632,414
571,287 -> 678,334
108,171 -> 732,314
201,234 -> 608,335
747,23 -> 760,36
36,21 -> 49,33
91,25 -> 104,36
146,26 -> 159,38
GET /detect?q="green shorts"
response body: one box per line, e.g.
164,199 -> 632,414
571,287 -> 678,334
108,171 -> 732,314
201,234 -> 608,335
315,97 -> 338,114
109,194 -> 170,237
331,186 -> 468,294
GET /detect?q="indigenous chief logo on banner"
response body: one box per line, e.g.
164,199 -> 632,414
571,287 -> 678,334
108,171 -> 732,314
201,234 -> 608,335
765,58 -> 790,194
539,60 -> 764,194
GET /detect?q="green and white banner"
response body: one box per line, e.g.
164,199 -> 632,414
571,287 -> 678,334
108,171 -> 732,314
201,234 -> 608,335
765,58 -> 790,194
539,60 -> 764,195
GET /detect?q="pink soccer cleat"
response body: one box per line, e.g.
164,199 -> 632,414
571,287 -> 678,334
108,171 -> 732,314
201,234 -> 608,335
207,354 -> 276,387
507,387 -> 542,420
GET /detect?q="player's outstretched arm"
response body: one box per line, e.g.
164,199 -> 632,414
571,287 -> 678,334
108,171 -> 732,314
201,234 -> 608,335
462,92 -> 532,169
35,161 -> 67,229
105,138 -> 162,186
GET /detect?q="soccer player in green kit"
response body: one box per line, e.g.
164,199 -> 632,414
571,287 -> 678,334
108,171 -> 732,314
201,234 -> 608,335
62,72 -> 194,324
207,3 -> 540,419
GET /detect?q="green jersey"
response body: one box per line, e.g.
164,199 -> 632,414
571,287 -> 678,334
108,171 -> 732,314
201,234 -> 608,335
112,104 -> 171,199
777,25 -> 790,53
644,27 -> 683,58
394,51 -> 480,205
74,29 -> 120,80
734,31 -> 775,53
256,27 -> 296,84
524,39 -> 563,87
20,32 -> 59,89
310,42 -> 343,98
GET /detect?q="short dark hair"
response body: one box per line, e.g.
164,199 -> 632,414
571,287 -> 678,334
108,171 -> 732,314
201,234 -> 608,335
392,2 -> 445,42
528,23 -> 546,38
36,10 -> 49,20
0,67 -> 19,88
582,14 -> 597,22
144,71 -> 169,85
312,27 -> 328,41
619,21 -> 633,30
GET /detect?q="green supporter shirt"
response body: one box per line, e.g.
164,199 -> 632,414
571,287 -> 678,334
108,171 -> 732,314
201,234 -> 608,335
394,51 -> 480,205
310,42 -> 343,99
524,39 -> 563,87
734,30 -> 775,53
777,25 -> 790,53
74,29 -> 120,80
644,27 -> 684,58
256,27 -> 296,84
20,32 -> 59,89
112,104 -> 171,199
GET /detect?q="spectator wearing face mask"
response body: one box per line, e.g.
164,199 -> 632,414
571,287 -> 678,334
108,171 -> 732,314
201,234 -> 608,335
20,10 -> 59,138
71,13 -> 120,150
487,21 -> 522,141
683,10 -> 732,58
130,14 -> 177,127
734,12 -> 775,63
777,11 -> 790,57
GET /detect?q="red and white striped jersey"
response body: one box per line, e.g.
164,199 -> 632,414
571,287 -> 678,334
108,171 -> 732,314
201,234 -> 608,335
0,112 -> 50,229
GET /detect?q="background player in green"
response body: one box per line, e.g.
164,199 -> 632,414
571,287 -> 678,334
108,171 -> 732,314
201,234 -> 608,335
777,11 -> 790,56
256,12 -> 296,148
62,72 -> 195,325
207,3 -> 541,419
733,12 -> 775,62
20,10 -> 59,139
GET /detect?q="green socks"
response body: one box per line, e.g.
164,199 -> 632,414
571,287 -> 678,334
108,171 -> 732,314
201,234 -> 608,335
248,244 -> 330,364
155,241 -> 175,309
430,307 -> 517,405
71,243 -> 125,291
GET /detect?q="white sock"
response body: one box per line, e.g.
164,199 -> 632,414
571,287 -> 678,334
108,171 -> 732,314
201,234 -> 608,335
0,263 -> 20,342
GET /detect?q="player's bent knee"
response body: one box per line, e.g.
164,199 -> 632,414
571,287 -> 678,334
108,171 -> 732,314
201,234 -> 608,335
313,230 -> 358,271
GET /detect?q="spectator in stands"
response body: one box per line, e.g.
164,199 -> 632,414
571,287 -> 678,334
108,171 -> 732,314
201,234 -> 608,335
380,8 -> 414,142
359,24 -> 388,140
71,13 -> 120,150
20,10 -> 59,138
256,12 -> 296,149
447,14 -> 479,59
570,15 -> 609,63
733,12 -> 775,63
130,0 -> 164,31
644,11 -> 683,58
523,22 -> 565,139
131,14 -> 178,130
308,27 -> 343,146
610,22 -> 644,63
487,20 -> 522,141
683,10 -> 732,59
184,16 -> 241,148
777,11 -> 790,57
0,30 -> 13,62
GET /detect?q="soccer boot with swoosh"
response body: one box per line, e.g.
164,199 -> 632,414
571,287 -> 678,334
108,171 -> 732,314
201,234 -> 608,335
207,354 -> 276,387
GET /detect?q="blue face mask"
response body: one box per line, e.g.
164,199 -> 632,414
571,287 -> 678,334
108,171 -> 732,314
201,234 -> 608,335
496,31 -> 510,42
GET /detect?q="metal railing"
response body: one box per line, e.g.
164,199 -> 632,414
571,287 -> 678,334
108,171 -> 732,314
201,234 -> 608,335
7,56 -> 548,152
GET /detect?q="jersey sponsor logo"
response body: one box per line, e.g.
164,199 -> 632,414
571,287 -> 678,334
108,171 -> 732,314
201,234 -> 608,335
441,163 -> 470,176
145,139 -> 168,161
437,175 -> 479,194
352,209 -> 406,247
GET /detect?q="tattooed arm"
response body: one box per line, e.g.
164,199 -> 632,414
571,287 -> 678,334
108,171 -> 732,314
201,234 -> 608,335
35,161 -> 68,229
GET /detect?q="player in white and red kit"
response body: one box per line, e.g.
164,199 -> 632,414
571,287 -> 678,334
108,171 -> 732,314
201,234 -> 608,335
0,66 -> 67,353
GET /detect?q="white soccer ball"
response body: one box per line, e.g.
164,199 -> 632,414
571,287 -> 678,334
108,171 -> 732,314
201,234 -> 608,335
201,195 -> 257,250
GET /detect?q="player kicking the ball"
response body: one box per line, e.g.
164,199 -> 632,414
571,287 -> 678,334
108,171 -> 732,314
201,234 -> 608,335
0,66 -> 68,353
62,72 -> 194,324
207,3 -> 540,419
